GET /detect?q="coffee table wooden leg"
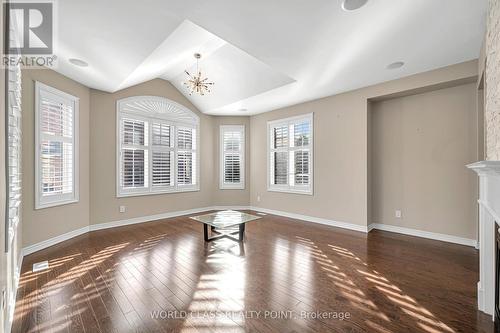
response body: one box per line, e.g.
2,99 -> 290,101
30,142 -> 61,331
204,223 -> 209,241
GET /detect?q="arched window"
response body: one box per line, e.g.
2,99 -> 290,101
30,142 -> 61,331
116,96 -> 200,197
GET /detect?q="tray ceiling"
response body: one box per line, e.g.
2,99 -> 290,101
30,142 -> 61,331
52,0 -> 487,115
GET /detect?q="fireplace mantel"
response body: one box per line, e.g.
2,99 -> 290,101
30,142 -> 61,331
467,161 -> 500,177
467,160 -> 500,319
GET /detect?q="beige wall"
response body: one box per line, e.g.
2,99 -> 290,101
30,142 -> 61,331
211,116 -> 251,206
484,0 -> 500,160
17,60 -> 479,251
20,74 -> 251,241
250,60 -> 478,228
21,69 -> 91,247
90,79 -> 215,224
250,93 -> 368,226
370,84 -> 478,239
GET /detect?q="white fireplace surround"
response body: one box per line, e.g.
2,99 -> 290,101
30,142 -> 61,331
467,160 -> 500,318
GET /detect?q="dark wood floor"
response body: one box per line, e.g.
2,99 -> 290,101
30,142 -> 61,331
12,211 -> 493,333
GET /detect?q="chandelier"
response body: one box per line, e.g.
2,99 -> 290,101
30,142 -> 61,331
183,53 -> 214,96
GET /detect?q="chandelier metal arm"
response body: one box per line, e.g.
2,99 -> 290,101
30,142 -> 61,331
183,53 -> 214,96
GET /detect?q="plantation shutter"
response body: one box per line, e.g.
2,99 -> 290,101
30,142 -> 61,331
151,122 -> 173,187
271,125 -> 288,185
7,63 -> 22,245
268,114 -> 313,194
121,119 -> 148,189
36,82 -> 79,208
117,97 -> 200,196
177,127 -> 196,186
220,126 -> 244,189
274,152 -> 288,185
291,121 -> 310,186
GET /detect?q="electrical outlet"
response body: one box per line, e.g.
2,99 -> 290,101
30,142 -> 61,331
395,210 -> 402,218
257,195 -> 261,202
119,205 -> 126,213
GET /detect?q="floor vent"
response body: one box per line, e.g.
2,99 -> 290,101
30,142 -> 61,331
32,261 -> 49,272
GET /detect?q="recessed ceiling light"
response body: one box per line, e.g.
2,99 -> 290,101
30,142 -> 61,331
238,108 -> 248,112
69,58 -> 89,67
387,61 -> 405,70
342,0 -> 368,11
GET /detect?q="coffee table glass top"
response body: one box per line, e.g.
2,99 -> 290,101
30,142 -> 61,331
190,210 -> 261,228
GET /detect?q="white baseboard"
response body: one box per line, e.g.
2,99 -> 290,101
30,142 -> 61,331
89,206 -> 213,232
368,223 -> 477,247
249,206 -> 369,233
21,205 -> 368,257
22,205 -> 478,258
212,205 -> 251,211
477,282 -> 486,314
5,250 -> 24,333
23,226 -> 90,256
22,207 -> 215,256
367,223 -> 376,232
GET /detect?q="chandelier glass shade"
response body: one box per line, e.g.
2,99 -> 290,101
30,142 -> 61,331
183,53 -> 214,96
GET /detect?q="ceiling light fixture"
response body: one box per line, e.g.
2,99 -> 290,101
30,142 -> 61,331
341,0 -> 368,11
238,108 -> 248,112
183,53 -> 214,96
68,58 -> 89,67
387,61 -> 405,70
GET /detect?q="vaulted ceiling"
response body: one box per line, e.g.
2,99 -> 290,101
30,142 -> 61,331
54,0 -> 487,115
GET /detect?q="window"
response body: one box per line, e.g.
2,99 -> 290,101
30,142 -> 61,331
117,96 -> 200,197
268,113 -> 313,194
35,82 -> 79,209
219,125 -> 245,189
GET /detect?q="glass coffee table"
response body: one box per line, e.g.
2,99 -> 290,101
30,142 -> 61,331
190,210 -> 261,242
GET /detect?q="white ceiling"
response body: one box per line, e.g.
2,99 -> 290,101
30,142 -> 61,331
53,0 -> 487,115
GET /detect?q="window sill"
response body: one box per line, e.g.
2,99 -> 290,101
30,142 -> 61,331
267,187 -> 313,196
117,187 -> 200,198
35,199 -> 79,210
219,184 -> 245,190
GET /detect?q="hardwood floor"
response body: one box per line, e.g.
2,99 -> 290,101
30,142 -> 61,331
12,211 -> 493,333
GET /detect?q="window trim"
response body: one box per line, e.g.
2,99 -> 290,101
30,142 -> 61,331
35,81 -> 80,209
219,125 -> 245,190
116,96 -> 200,198
267,113 -> 313,195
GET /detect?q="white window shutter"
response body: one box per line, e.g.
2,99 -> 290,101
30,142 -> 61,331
120,118 -> 148,190
151,122 -> 174,188
117,96 -> 199,196
224,154 -> 241,183
267,114 -> 313,194
273,151 -> 288,185
123,119 -> 145,145
220,126 -> 245,189
35,82 -> 79,209
152,151 -> 173,186
177,151 -> 193,185
177,127 -> 194,149
122,149 -> 146,187
7,62 -> 22,246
